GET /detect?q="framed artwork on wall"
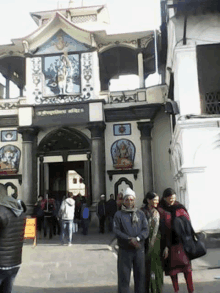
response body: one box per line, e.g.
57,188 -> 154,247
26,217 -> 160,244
111,139 -> 135,169
1,130 -> 17,142
113,124 -> 131,136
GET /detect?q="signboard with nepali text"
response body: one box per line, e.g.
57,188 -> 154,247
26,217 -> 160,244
32,103 -> 89,127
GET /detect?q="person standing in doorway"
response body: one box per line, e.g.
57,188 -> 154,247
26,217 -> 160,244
0,183 -> 26,293
113,187 -> 149,293
106,194 -> 117,232
58,192 -> 75,246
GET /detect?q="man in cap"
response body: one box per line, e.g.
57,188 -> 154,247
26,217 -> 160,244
96,194 -> 106,233
0,183 -> 26,293
113,187 -> 148,293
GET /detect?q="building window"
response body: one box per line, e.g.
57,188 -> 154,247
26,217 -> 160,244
197,44 -> 220,114
73,178 -> 77,184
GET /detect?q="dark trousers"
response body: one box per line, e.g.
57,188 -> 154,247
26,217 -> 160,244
44,216 -> 54,239
99,216 -> 105,233
118,248 -> 145,293
0,267 -> 19,293
82,219 -> 89,235
107,216 -> 114,232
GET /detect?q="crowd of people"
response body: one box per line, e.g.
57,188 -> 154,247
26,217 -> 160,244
0,184 -> 205,293
113,187 -> 204,293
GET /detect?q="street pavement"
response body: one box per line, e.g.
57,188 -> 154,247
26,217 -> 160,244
13,230 -> 220,293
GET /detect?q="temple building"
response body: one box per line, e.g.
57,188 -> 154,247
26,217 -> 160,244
0,1 -> 173,221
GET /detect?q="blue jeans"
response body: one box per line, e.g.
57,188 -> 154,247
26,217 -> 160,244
0,267 -> 19,293
61,220 -> 73,243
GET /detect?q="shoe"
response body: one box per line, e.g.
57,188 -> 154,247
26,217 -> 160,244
68,243 -> 72,247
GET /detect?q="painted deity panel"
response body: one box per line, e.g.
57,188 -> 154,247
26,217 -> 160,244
0,145 -> 21,174
43,53 -> 80,96
111,139 -> 135,169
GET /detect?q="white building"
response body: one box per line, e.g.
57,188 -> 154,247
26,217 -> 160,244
164,0 -> 220,231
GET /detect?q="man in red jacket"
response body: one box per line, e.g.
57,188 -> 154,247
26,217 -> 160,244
0,183 -> 26,293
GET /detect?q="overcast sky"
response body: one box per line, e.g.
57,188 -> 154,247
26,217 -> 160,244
0,0 -> 161,45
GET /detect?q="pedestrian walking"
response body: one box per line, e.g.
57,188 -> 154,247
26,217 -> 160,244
33,195 -> 45,239
106,194 -> 117,232
113,187 -> 149,293
158,188 -> 194,293
0,183 -> 26,293
96,194 -> 106,234
142,192 -> 163,293
58,192 -> 75,246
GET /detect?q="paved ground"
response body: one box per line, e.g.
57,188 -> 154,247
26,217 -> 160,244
12,230 -> 220,293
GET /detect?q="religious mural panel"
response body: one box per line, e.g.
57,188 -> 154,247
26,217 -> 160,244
36,30 -> 91,55
113,124 -> 131,136
0,145 -> 21,174
111,139 -> 135,169
1,130 -> 17,142
43,53 -> 80,96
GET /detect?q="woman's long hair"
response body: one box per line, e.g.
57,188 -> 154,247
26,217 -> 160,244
143,191 -> 158,205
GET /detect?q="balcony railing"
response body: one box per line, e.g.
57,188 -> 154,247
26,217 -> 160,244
205,92 -> 220,114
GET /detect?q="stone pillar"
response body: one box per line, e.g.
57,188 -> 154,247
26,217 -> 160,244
138,51 -> 145,88
18,127 -> 39,214
5,77 -> 10,99
137,122 -> 154,195
39,156 -> 44,197
87,122 -> 106,227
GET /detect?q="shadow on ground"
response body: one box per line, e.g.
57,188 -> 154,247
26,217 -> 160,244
13,285 -> 117,293
13,281 -> 220,293
24,230 -> 116,247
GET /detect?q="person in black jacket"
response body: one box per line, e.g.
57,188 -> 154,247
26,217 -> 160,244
113,187 -> 149,293
106,194 -> 117,232
0,183 -> 26,293
96,194 -> 106,234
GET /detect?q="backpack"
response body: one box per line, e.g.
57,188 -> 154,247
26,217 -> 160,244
82,207 -> 89,219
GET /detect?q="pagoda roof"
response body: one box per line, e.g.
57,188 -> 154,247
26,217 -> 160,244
30,5 -> 105,26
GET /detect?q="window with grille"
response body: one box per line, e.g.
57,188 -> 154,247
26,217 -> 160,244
71,14 -> 97,24
197,44 -> 220,114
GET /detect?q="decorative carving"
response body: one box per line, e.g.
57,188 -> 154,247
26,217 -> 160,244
0,145 -> 21,174
0,102 -> 19,110
38,127 -> 90,155
32,57 -> 43,103
98,40 -> 137,50
111,139 -> 135,169
139,35 -> 154,48
81,53 -> 93,100
35,94 -> 85,104
109,93 -> 137,103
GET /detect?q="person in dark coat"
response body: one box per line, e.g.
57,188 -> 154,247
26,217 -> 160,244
80,197 -> 90,235
33,195 -> 45,238
106,194 -> 117,232
96,194 -> 106,234
113,187 -> 149,293
158,188 -> 194,293
0,183 -> 26,293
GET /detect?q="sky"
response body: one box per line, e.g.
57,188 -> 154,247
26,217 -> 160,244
0,0 -> 161,94
0,0 -> 161,45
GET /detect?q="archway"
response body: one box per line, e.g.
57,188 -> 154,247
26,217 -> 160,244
37,127 -> 91,203
114,177 -> 133,200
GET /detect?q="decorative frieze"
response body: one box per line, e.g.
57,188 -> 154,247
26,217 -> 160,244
109,93 -> 137,103
81,53 -> 94,100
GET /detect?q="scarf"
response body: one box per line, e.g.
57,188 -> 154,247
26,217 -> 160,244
121,204 -> 139,225
0,196 -> 24,217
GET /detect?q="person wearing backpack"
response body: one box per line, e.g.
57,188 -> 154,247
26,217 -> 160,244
80,197 -> 90,235
58,193 -> 75,246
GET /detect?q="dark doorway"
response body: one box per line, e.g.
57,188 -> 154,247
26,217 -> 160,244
48,161 -> 86,201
